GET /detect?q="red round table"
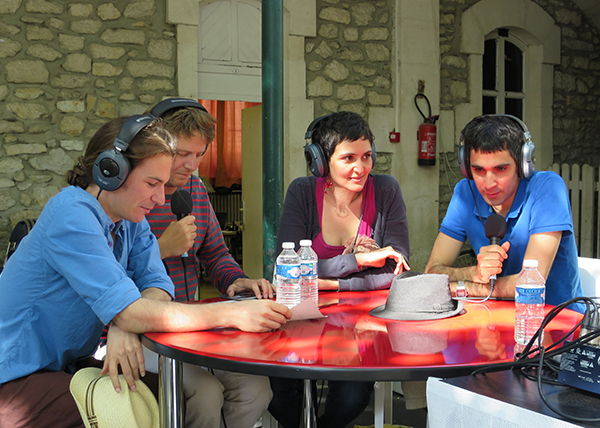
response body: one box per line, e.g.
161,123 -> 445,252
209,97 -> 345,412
142,290 -> 583,428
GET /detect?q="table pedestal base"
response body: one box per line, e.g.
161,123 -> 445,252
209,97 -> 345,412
301,379 -> 317,427
159,356 -> 184,428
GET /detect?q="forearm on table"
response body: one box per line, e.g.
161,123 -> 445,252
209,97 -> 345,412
425,262 -> 478,282
113,298 -> 237,333
449,274 -> 517,298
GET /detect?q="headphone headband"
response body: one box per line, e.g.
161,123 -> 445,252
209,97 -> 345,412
149,98 -> 207,118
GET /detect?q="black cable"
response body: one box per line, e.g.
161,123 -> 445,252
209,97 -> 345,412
471,296 -> 600,423
452,181 -> 494,303
182,255 -> 190,301
536,345 -> 600,423
351,177 -> 369,254
414,93 -> 431,121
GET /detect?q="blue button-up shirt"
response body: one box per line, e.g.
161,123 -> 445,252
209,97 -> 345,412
0,186 -> 174,384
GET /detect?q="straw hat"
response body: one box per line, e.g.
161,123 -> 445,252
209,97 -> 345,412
70,367 -> 159,428
370,272 -> 464,321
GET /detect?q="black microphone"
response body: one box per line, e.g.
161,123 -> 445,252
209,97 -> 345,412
171,189 -> 193,258
484,213 -> 507,291
171,188 -> 193,220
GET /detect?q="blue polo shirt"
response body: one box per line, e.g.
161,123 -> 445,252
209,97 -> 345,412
440,171 -> 584,313
0,186 -> 174,385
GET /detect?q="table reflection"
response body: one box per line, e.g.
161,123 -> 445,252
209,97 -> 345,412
146,290 -> 582,372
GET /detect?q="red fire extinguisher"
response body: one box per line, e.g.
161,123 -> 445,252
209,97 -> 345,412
415,93 -> 438,166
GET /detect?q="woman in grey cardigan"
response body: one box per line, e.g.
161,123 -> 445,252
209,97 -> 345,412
269,111 -> 411,428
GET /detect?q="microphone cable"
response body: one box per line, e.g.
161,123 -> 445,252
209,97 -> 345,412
470,297 -> 600,423
181,253 -> 190,302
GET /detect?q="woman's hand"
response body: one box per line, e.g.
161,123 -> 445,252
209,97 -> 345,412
354,246 -> 410,275
100,322 -> 145,393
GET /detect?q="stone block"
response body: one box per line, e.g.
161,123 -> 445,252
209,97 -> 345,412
70,19 -> 103,34
58,34 -> 85,51
63,53 -> 92,73
0,38 -> 21,58
89,44 -> 126,59
307,76 -> 333,97
323,60 -> 349,82
319,7 -> 351,24
98,3 -> 121,20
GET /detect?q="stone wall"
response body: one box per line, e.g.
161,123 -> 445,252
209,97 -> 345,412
438,0 -> 600,221
0,0 -> 177,253
306,1 -> 395,173
305,0 -> 395,173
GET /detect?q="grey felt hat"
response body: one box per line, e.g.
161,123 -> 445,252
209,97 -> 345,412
370,272 -> 464,321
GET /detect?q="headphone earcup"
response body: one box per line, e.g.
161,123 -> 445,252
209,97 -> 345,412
458,143 -> 469,179
304,143 -> 328,177
92,115 -> 153,191
93,149 -> 131,191
521,140 -> 535,179
371,141 -> 377,167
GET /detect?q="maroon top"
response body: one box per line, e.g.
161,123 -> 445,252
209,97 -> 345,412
312,176 -> 376,259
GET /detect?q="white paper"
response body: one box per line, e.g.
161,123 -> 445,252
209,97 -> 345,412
290,299 -> 326,321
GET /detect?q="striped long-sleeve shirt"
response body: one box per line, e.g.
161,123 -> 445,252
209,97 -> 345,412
146,175 -> 247,300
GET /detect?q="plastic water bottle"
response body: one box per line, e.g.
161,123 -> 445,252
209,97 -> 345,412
514,259 -> 546,348
298,239 -> 319,307
275,242 -> 301,308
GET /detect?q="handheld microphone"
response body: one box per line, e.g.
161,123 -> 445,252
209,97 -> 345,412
171,188 -> 193,258
484,213 -> 507,291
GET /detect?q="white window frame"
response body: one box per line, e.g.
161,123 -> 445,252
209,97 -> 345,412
483,30 -> 527,117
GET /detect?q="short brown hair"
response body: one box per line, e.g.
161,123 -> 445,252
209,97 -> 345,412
159,107 -> 217,144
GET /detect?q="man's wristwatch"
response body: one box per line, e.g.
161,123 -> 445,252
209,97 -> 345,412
456,281 -> 468,298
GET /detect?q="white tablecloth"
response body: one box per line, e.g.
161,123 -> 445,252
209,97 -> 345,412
426,377 -> 581,428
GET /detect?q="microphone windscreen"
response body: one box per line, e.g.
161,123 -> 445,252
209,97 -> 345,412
171,189 -> 193,216
485,213 -> 507,240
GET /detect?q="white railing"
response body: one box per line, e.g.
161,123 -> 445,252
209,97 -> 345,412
548,164 -> 599,258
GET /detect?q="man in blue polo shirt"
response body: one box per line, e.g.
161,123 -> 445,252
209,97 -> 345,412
425,114 -> 584,313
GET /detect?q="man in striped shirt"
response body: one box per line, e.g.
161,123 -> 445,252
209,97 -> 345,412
144,99 -> 275,428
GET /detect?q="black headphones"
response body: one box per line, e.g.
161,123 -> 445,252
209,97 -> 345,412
148,97 -> 207,118
92,114 -> 155,191
303,114 -> 377,178
458,114 -> 535,180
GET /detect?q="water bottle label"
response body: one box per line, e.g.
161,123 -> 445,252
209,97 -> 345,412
276,264 -> 300,279
516,286 -> 544,304
300,262 -> 316,276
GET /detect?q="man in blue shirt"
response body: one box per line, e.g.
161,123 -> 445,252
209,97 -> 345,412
425,115 -> 583,312
0,116 -> 291,428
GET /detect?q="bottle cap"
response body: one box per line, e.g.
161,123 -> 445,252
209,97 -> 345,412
523,259 -> 539,268
299,239 -> 312,246
282,242 -> 295,249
